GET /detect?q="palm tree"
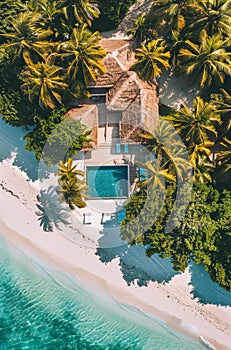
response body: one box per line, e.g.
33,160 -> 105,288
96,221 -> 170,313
149,0 -> 194,34
138,161 -> 176,190
215,89 -> 231,130
56,0 -> 99,26
188,0 -> 231,37
166,29 -> 190,68
179,30 -> 231,88
216,137 -> 231,171
58,25 -> 106,85
164,97 -> 221,152
127,14 -> 148,45
1,12 -> 53,64
20,59 -> 67,109
165,97 -> 220,182
131,39 -> 170,82
56,158 -> 89,210
26,0 -> 61,38
190,146 -> 214,183
57,177 -> 88,209
139,120 -> 191,180
55,158 -> 85,182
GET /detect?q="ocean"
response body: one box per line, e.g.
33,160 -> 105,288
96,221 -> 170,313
0,236 -> 206,350
0,117 -> 230,349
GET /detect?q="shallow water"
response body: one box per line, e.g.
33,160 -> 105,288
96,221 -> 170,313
0,118 -> 39,181
0,236 -> 207,350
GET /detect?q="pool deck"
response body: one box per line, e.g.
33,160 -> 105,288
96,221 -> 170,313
62,122 -> 153,247
66,137 -> 139,246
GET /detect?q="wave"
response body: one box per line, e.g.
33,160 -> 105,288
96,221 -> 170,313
199,336 -> 217,350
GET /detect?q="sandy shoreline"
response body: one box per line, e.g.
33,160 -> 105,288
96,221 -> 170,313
0,158 -> 231,350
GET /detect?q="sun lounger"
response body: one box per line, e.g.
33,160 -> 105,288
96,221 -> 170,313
123,144 -> 129,153
116,208 -> 126,224
116,143 -> 121,154
83,213 -> 92,224
101,212 -> 114,224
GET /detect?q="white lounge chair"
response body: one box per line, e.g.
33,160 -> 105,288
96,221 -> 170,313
83,213 -> 92,224
101,212 -> 114,224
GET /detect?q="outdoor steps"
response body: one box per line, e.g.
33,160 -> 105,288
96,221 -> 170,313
98,143 -> 112,148
111,125 -> 120,139
107,113 -> 122,125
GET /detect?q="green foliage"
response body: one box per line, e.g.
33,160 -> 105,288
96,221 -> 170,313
95,0 -> 136,30
209,189 -> 231,290
121,183 -> 231,291
0,90 -> 20,124
0,0 -> 25,44
0,0 -> 104,161
20,60 -> 68,109
58,24 -> 106,85
23,107 -> 91,165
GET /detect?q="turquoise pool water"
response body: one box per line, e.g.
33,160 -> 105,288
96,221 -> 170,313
87,165 -> 129,198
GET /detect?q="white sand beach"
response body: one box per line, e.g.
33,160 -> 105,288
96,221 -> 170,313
0,158 -> 231,350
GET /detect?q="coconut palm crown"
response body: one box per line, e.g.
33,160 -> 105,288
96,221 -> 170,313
131,39 -> 170,82
179,30 -> 231,88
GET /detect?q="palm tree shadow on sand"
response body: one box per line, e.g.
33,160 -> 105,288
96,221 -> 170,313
36,186 -> 72,232
96,217 -> 178,287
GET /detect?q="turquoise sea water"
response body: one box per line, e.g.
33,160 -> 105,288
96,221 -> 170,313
0,236 -> 207,350
0,118 -> 231,349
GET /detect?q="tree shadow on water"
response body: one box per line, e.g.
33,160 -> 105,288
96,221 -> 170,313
36,186 -> 71,232
96,219 -> 178,287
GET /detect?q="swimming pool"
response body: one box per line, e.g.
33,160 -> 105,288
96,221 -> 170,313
86,165 -> 129,198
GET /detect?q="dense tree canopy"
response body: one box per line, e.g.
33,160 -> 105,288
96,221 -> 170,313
94,0 -> 136,30
23,107 -> 91,165
121,183 -> 231,291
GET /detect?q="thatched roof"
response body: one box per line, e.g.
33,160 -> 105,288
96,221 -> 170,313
100,39 -> 129,53
86,37 -> 159,144
88,55 -> 124,88
107,72 -> 159,141
66,104 -> 98,149
88,38 -> 135,89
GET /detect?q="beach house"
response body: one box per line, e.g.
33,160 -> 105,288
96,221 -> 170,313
67,38 -> 159,149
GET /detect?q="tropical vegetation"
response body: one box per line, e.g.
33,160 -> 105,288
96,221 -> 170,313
55,158 -> 89,210
0,0 -> 106,159
0,0 -> 231,290
123,0 -> 231,291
